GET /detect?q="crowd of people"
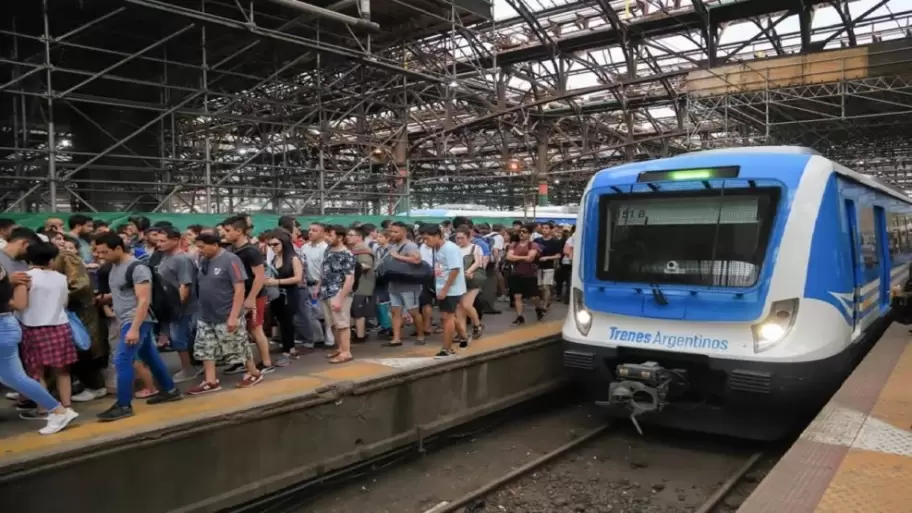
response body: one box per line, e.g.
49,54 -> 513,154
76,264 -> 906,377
0,213 -> 575,435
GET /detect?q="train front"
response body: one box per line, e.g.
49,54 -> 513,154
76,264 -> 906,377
561,152 -> 831,440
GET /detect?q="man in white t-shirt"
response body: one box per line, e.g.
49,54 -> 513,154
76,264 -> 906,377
298,223 -> 332,347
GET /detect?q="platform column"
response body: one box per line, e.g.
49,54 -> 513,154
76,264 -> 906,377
536,123 -> 549,207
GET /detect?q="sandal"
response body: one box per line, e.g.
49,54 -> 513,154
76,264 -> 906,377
328,354 -> 354,364
381,340 -> 403,347
326,350 -> 341,359
135,388 -> 159,399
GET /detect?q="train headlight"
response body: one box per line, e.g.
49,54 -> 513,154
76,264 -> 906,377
751,298 -> 799,353
572,287 -> 592,336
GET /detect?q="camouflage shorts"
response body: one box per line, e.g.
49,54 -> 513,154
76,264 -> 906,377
193,317 -> 252,363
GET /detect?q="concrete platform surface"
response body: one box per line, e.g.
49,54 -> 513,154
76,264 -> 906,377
739,322 -> 912,513
0,305 -> 567,513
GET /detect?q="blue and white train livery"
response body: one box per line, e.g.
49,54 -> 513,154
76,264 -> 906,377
562,146 -> 912,440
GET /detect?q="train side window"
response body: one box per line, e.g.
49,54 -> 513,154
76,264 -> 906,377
888,213 -> 903,257
858,207 -> 879,270
905,215 -> 912,254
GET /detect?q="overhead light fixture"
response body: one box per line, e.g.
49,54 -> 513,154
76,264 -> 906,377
237,148 -> 249,155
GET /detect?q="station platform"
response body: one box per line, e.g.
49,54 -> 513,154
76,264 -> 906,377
0,306 -> 566,513
740,322 -> 912,513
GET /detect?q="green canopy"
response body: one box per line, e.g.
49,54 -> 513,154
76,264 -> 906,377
4,213 -> 523,231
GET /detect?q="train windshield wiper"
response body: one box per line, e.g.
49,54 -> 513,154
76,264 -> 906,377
649,281 -> 669,306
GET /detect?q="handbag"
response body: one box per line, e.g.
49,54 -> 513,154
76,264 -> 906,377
264,262 -> 282,302
376,255 -> 433,284
67,310 -> 92,351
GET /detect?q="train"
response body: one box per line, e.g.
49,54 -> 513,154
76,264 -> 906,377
562,146 -> 911,440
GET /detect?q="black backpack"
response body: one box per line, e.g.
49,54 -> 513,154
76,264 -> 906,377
123,260 -> 182,323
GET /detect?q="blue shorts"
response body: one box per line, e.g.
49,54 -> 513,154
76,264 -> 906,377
389,289 -> 419,311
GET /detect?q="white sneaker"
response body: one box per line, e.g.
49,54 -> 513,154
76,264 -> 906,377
39,408 -> 79,435
72,388 -> 107,402
4,391 -> 19,401
172,369 -> 200,383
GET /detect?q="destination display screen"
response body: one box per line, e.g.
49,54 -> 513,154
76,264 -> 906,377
614,196 -> 760,226
636,166 -> 740,183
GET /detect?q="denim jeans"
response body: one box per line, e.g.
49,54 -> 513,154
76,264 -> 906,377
293,289 -> 321,343
167,314 -> 196,352
0,313 -> 60,411
114,321 -> 175,407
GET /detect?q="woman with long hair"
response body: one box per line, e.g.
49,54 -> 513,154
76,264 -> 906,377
264,230 -> 304,365
454,227 -> 484,344
49,232 -> 106,402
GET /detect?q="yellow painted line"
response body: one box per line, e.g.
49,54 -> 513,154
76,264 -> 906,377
0,320 -> 563,462
0,376 -> 323,460
312,361 -> 393,381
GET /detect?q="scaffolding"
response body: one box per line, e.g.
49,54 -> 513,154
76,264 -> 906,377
3,0 -> 912,214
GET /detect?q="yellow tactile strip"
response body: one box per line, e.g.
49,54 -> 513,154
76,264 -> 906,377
816,449 -> 912,513
740,325 -> 912,513
0,320 -> 563,467
812,332 -> 912,513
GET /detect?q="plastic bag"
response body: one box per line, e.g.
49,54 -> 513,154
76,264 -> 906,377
68,310 -> 92,351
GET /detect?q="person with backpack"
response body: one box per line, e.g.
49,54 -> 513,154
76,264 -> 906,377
321,225 -> 356,364
346,226 -> 375,344
154,226 -> 200,383
92,232 -> 183,422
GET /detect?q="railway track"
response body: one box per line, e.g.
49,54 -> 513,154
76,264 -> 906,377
421,423 -> 764,513
228,394 -> 779,513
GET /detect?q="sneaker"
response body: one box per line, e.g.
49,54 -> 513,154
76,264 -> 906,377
433,349 -> 455,359
5,391 -> 19,401
19,409 -> 48,421
237,373 -> 264,389
188,380 -> 222,395
223,363 -> 246,375
15,399 -> 38,412
39,408 -> 79,435
97,404 -> 134,422
257,362 -> 276,374
459,334 -> 472,349
146,388 -> 183,405
414,338 -> 427,346
535,308 -> 546,321
472,324 -> 484,339
172,368 -> 201,384
72,388 -> 108,403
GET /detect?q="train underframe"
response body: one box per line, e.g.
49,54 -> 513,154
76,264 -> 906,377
562,319 -> 888,440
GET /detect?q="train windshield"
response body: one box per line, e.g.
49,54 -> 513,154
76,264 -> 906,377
596,188 -> 779,288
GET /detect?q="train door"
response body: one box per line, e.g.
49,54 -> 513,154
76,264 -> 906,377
875,206 -> 890,309
857,204 -> 882,326
844,199 -> 860,328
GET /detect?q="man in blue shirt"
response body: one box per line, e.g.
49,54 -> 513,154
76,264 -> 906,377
419,224 -> 468,359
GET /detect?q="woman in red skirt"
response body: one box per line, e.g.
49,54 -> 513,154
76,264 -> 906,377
19,241 -> 77,418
